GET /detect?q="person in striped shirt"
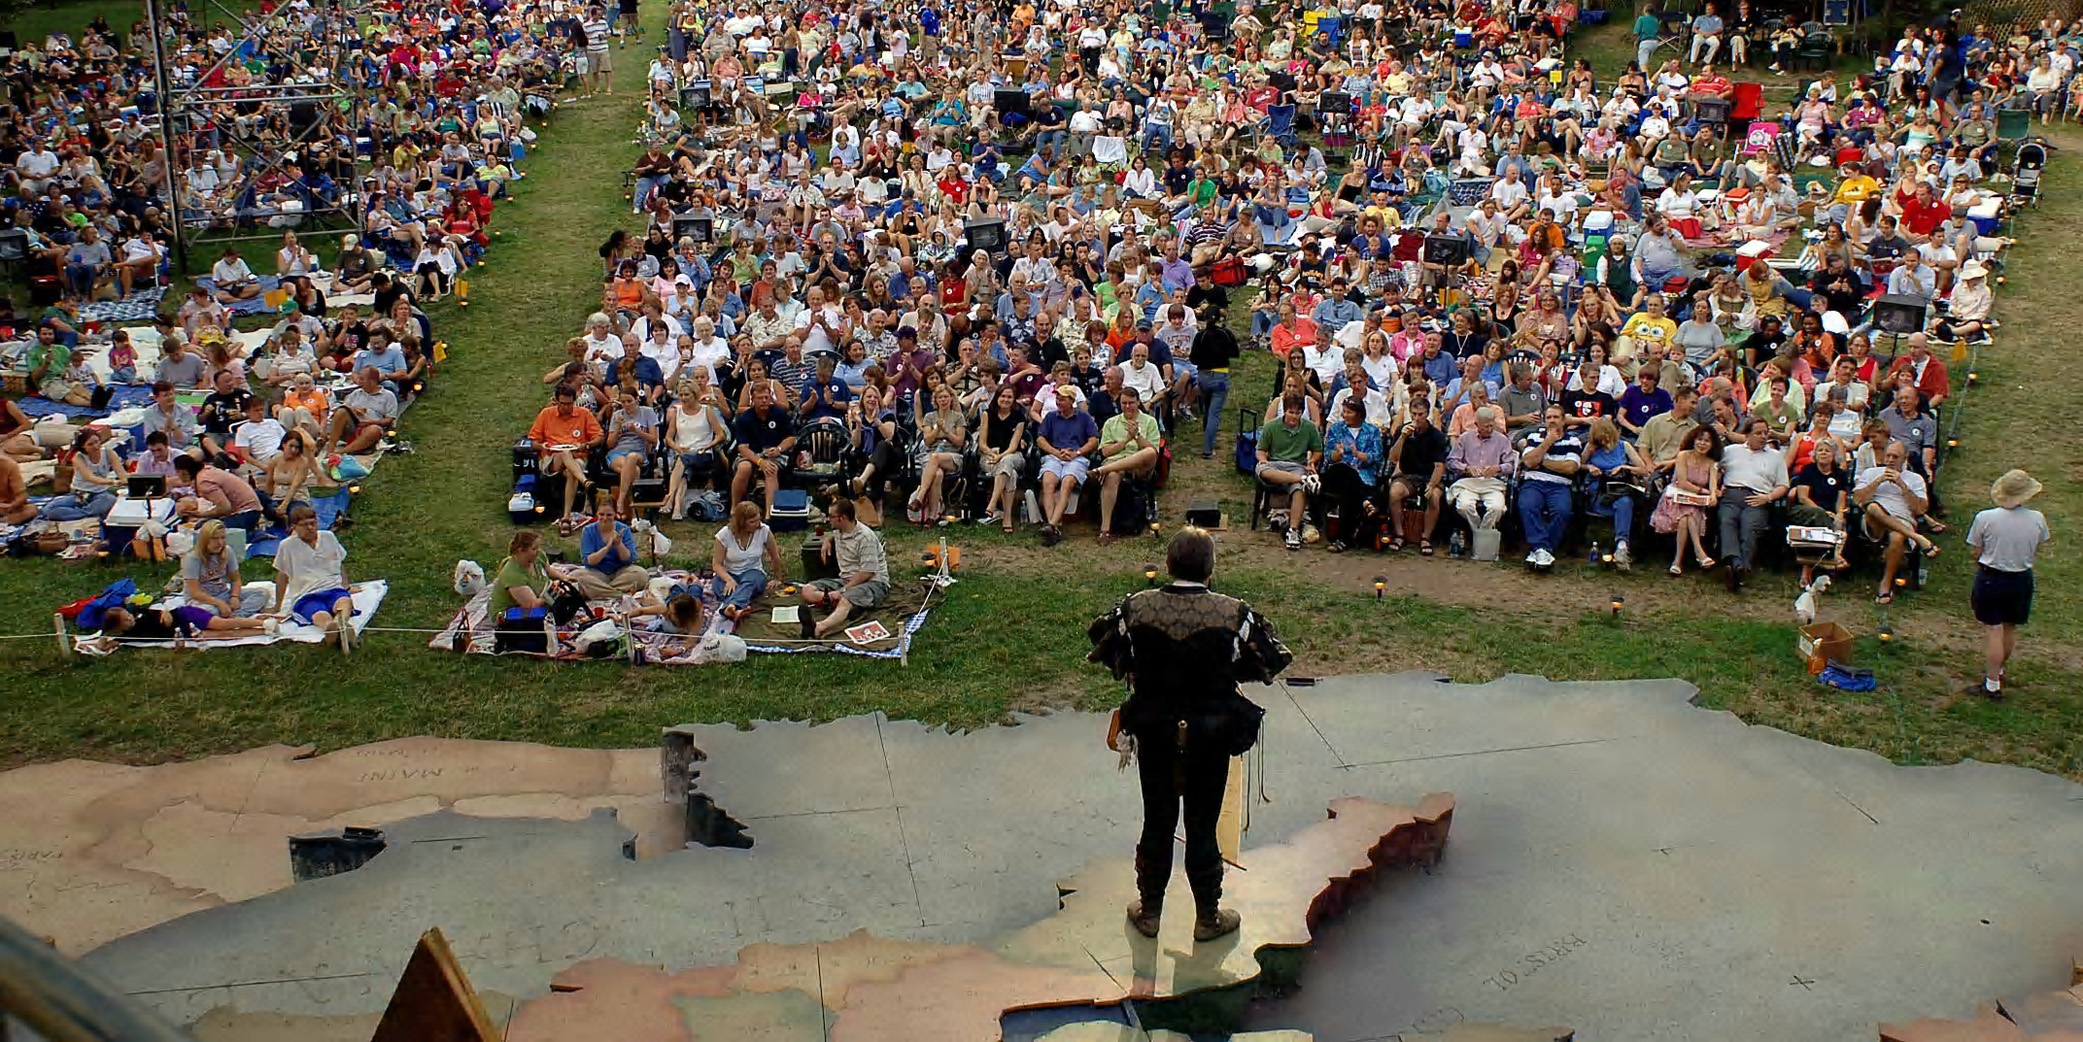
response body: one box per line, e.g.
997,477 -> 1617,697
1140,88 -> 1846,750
582,6 -> 613,95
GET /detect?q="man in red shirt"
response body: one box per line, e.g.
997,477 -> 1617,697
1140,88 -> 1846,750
1689,64 -> 1735,101
1885,333 -> 1950,410
1901,183 -> 1952,242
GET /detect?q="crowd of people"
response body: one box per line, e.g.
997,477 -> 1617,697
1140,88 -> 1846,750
0,0 -> 2061,669
0,0 -> 621,642
527,0 -> 2063,623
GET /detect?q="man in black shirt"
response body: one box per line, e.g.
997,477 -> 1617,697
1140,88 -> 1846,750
1560,361 -> 1616,428
1808,253 -> 1863,316
1387,407 -> 1450,551
731,383 -> 798,515
1087,527 -> 1291,943
198,367 -> 255,464
1188,305 -> 1240,459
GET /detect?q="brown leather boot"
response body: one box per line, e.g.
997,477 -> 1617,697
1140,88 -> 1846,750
1193,907 -> 1241,942
1126,898 -> 1162,938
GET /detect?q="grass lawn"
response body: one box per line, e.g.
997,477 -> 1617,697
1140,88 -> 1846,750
0,17 -> 2073,781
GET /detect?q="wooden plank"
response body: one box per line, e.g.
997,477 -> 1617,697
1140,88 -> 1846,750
1217,754 -> 1247,864
369,928 -> 499,1042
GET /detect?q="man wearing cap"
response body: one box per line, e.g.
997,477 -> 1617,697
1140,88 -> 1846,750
1036,384 -> 1099,545
1967,469 -> 2049,700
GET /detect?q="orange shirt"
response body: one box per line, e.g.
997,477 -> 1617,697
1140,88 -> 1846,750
528,404 -> 603,448
283,386 -> 330,420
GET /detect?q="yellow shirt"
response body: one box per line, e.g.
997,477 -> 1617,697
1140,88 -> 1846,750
1833,175 -> 1880,204
1621,313 -> 1677,346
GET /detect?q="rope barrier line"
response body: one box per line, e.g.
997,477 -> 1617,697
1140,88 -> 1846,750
34,576 -> 952,654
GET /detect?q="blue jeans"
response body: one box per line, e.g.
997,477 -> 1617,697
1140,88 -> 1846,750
1590,492 -> 1636,547
1251,311 -> 1275,337
1519,479 -> 1573,553
42,491 -> 116,521
1197,371 -> 1230,457
708,567 -> 768,613
634,174 -> 666,211
1141,122 -> 1173,155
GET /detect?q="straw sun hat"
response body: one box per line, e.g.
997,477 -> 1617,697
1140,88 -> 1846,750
1991,469 -> 2043,509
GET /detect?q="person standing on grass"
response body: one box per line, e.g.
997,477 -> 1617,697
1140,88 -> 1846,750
1966,470 -> 2049,702
1087,526 -> 1291,945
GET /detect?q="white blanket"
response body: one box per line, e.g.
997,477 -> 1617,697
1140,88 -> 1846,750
78,580 -> 388,651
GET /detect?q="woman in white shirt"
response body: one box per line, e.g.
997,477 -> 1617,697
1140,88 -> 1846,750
705,500 -> 785,623
666,371 -> 730,521
276,230 -> 317,276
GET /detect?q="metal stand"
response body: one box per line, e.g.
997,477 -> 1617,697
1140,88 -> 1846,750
143,0 -> 368,275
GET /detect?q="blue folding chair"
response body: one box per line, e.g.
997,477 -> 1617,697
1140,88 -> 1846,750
1266,104 -> 1299,149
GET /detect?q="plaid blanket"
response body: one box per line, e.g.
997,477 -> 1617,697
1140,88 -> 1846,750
78,287 -> 168,325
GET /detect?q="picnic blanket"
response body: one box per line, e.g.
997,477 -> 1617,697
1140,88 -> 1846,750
74,579 -> 387,651
428,566 -> 937,664
15,384 -> 153,421
244,488 -> 353,557
194,275 -> 286,317
78,286 -> 168,324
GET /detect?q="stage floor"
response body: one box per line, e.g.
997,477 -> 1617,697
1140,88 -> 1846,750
6,672 -> 2075,1040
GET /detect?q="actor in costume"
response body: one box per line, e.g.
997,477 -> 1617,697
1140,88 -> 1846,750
1088,526 -> 1293,942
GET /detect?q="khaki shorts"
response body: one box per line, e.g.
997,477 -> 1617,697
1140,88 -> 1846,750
808,577 -> 889,609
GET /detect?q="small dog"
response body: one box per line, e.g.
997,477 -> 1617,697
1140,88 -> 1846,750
1793,573 -> 1833,625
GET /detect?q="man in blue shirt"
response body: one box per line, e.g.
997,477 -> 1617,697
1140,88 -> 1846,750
732,383 -> 798,515
607,338 -> 666,400
353,333 -> 410,393
1035,384 -> 1100,544
800,355 -> 852,421
1312,280 -> 1363,329
574,501 -> 648,599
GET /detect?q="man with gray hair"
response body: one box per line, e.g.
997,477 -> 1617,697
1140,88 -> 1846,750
1447,405 -> 1515,532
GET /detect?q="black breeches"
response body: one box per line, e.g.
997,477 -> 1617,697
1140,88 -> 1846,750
1134,731 -> 1231,909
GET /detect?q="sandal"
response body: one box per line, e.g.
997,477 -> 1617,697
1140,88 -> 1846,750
1875,589 -> 1894,605
1387,537 -> 1407,552
1921,539 -> 1942,558
1698,556 -> 1717,571
1669,564 -> 1684,577
1924,518 -> 1949,534
1419,539 -> 1435,556
1097,532 -> 1116,546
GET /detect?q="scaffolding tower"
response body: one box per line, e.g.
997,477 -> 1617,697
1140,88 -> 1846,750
143,0 -> 366,275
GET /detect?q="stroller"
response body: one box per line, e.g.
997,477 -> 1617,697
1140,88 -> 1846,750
2011,138 -> 2048,208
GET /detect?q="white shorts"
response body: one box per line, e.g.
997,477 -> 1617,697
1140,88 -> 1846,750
1040,455 -> 1090,484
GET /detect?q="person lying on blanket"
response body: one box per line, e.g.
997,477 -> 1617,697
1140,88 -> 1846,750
620,589 -> 708,656
91,604 -> 276,646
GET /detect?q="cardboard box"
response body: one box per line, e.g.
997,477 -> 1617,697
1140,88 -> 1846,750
1798,621 -> 1854,673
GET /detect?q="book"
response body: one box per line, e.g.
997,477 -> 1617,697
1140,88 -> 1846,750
844,620 -> 891,645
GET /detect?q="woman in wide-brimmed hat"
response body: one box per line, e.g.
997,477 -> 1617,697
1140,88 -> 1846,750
1965,468 -> 2050,700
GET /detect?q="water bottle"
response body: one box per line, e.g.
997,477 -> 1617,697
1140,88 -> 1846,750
1449,529 -> 1467,558
1588,539 -> 1601,565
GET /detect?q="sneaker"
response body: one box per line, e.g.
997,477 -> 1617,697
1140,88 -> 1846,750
1285,528 -> 1302,550
1525,550 -> 1541,565
1533,548 -> 1555,568
1614,541 -> 1632,572
1302,474 -> 1321,495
